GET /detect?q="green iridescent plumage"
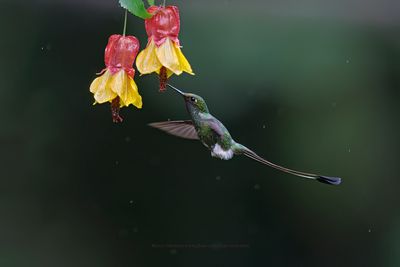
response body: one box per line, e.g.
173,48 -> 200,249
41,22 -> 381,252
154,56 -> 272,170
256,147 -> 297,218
148,84 -> 342,186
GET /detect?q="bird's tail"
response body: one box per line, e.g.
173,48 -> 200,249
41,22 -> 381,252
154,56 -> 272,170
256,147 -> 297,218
232,143 -> 341,185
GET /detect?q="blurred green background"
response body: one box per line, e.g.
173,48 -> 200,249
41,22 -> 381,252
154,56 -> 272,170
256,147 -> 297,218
1,0 -> 400,266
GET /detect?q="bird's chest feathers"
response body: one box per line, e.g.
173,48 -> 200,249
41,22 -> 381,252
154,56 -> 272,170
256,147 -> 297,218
196,126 -> 233,160
196,125 -> 215,147
211,143 -> 234,160
193,113 -> 234,160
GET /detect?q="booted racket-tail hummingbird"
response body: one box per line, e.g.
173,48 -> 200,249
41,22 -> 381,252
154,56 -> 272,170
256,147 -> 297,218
149,84 -> 341,185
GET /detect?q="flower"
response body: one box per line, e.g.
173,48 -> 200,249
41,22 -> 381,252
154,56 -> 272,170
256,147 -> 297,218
90,34 -> 142,122
136,5 -> 194,91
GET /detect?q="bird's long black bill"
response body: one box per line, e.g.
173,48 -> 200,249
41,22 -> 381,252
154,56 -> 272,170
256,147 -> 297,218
241,148 -> 341,185
167,84 -> 185,95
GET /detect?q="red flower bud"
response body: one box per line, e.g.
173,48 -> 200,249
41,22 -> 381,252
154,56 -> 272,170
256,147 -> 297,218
145,6 -> 180,47
104,34 -> 139,78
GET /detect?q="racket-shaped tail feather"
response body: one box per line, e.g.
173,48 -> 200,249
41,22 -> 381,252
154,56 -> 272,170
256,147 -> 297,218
233,144 -> 341,186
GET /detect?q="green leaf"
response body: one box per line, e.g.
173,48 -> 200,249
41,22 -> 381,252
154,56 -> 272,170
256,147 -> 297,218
119,0 -> 152,19
147,0 -> 155,5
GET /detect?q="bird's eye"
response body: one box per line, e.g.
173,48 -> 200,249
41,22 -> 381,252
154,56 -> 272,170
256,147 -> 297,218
190,97 -> 197,102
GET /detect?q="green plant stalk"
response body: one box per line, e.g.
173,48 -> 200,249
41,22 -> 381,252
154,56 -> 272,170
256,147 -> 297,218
123,9 -> 128,36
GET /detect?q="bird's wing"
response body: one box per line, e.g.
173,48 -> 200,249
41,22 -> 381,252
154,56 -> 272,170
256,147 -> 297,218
201,115 -> 227,137
148,120 -> 199,140
206,120 -> 225,137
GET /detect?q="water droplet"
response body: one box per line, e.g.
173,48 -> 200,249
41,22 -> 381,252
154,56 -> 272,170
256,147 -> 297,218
133,227 -> 138,233
115,160 -> 119,165
348,149 -> 351,153
346,59 -> 350,64
254,184 -> 260,190
170,249 -> 177,254
216,176 -> 221,181
41,44 -> 51,51
125,136 -> 131,142
262,125 -> 266,129
331,102 -> 337,108
129,200 -> 134,204
368,229 -> 371,233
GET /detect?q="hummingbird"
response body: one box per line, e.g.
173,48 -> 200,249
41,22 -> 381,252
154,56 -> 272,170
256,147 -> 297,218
149,84 -> 341,185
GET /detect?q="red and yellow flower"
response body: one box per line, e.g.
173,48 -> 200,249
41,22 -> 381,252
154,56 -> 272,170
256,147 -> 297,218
136,5 -> 194,91
90,34 -> 142,122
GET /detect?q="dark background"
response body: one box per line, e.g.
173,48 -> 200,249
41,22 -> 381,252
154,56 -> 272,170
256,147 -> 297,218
1,0 -> 400,266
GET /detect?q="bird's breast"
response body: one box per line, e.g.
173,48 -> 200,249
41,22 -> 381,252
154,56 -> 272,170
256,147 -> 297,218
211,143 -> 234,160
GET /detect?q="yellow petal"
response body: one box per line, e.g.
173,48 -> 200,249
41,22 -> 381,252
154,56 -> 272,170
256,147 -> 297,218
89,69 -> 117,104
155,38 -> 181,75
109,71 -> 142,109
172,43 -> 194,75
136,40 -> 162,75
156,38 -> 194,76
125,77 -> 143,109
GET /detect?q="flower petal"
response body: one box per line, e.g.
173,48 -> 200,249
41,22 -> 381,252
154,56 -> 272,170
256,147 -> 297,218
155,38 -> 181,75
110,71 -> 142,109
136,39 -> 162,75
89,69 -> 117,104
172,42 -> 194,75
156,38 -> 193,76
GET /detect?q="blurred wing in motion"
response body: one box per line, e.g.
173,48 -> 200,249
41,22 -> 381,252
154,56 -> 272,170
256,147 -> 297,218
148,120 -> 199,140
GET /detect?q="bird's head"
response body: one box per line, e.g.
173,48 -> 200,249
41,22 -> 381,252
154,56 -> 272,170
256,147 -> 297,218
167,84 -> 209,113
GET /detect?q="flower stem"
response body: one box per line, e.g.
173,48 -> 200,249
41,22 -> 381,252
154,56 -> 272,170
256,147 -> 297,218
162,0 -> 166,7
122,9 -> 128,36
